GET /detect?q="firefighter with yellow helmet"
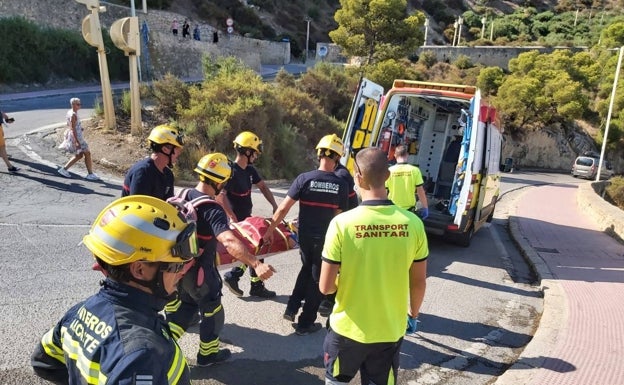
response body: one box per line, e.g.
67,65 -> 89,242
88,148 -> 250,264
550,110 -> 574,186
165,153 -> 276,366
217,131 -> 279,299
263,134 -> 349,335
121,124 -> 185,200
32,195 -> 197,384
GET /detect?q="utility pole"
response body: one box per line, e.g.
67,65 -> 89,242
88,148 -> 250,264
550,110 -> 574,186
423,18 -> 429,46
305,16 -> 312,63
597,46 -> 623,181
481,16 -> 486,40
130,0 -> 142,82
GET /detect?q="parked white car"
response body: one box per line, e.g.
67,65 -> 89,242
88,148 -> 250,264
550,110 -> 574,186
571,155 -> 614,180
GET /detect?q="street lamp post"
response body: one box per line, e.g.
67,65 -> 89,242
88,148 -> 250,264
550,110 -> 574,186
481,16 -> 486,39
305,16 -> 311,63
597,46 -> 623,181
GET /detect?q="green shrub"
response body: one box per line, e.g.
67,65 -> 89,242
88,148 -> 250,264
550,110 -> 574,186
0,17 -> 127,85
151,74 -> 190,119
453,55 -> 474,69
606,176 -> 624,210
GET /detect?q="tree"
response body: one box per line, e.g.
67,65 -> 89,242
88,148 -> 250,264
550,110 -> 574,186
329,0 -> 425,65
477,66 -> 504,96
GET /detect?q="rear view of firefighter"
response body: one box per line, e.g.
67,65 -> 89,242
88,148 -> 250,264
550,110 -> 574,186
31,195 -> 197,384
165,153 -> 276,366
218,131 -> 279,299
263,134 -> 348,335
122,124 -> 185,200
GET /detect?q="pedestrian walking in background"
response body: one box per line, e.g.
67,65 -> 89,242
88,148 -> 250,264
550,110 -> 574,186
193,24 -> 201,41
165,153 -> 276,366
219,131 -> 279,299
172,19 -> 179,36
31,195 -> 197,384
320,147 -> 429,385
121,124 -> 184,200
182,19 -> 190,38
263,134 -> 348,336
385,144 -> 429,219
57,97 -> 100,180
0,107 -> 19,173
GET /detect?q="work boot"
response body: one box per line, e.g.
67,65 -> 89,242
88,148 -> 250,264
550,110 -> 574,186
292,322 -> 323,336
249,282 -> 276,298
196,349 -> 231,367
223,276 -> 243,297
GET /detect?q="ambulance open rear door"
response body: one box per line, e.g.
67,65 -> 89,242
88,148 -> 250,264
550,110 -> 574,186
340,78 -> 384,174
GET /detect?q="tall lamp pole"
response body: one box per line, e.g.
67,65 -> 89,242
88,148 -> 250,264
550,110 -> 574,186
597,46 -> 623,181
305,16 -> 312,63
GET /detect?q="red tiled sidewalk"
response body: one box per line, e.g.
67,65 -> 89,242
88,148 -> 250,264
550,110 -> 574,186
496,183 -> 624,385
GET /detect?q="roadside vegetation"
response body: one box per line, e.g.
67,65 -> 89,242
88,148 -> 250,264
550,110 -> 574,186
0,2 -> 622,201
0,17 -> 128,86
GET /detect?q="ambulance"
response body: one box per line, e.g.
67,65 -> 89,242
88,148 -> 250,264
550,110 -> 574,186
341,78 -> 503,247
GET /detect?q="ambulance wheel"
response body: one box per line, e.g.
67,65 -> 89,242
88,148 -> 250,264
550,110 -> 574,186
454,226 -> 474,248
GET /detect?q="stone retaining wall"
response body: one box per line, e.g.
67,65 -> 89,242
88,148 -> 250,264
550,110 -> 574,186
578,182 -> 624,242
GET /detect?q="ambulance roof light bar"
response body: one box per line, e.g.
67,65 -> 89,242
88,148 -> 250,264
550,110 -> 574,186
392,80 -> 476,95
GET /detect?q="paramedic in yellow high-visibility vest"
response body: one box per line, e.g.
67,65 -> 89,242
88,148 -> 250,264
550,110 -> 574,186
320,147 -> 428,385
385,144 -> 429,219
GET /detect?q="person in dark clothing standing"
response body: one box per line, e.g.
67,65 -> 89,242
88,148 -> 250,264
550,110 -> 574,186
122,125 -> 184,200
218,131 -> 279,299
263,134 -> 348,336
32,195 -> 197,385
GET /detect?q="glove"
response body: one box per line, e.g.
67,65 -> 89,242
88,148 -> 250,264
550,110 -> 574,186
415,207 -> 429,220
406,315 -> 420,334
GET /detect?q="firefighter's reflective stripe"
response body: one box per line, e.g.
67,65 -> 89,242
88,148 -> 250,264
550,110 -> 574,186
165,298 -> 182,313
168,321 -> 185,341
61,326 -> 107,384
167,343 -> 186,384
41,328 -> 65,364
199,338 -> 220,356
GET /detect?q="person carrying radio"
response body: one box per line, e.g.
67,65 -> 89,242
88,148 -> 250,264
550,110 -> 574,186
218,131 -> 279,299
165,153 -> 276,366
385,144 -> 429,219
31,195 -> 197,384
122,124 -> 184,200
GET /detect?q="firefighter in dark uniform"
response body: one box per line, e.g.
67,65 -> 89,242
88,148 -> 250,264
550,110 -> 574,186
318,156 -> 359,317
263,134 -> 349,335
31,195 -> 198,384
122,125 -> 184,200
218,131 -> 279,299
165,153 -> 276,366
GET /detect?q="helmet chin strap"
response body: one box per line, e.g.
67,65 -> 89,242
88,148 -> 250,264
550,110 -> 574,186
157,145 -> 175,168
130,267 -> 175,301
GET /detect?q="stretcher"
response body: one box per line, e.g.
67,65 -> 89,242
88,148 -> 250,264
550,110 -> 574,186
216,216 -> 299,269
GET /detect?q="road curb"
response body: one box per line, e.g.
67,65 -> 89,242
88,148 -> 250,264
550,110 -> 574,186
493,186 -> 566,385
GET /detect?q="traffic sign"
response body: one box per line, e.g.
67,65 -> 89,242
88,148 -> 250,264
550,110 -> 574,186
227,26 -> 234,34
226,18 -> 234,26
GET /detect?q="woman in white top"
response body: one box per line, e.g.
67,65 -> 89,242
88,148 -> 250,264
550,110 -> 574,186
57,97 -> 100,180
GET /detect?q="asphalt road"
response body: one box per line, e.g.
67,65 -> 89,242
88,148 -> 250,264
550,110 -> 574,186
0,102 -> 557,385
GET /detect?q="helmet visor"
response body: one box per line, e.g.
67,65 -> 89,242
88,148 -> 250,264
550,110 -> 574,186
171,222 -> 198,260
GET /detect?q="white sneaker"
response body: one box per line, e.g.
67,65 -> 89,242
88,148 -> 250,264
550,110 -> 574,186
85,173 -> 101,181
57,167 -> 71,178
